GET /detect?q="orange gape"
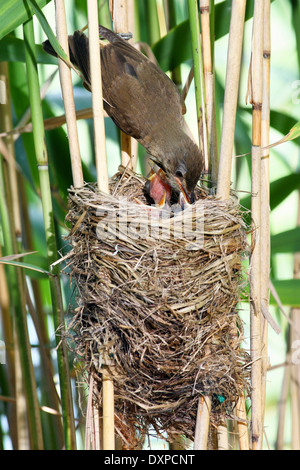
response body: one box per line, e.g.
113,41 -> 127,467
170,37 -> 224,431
148,169 -> 172,207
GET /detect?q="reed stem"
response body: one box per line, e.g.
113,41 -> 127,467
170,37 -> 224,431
260,0 -> 271,438
199,0 -> 218,184
213,1 -> 248,448
249,0 -> 264,450
88,0 -> 109,193
276,353 -> 290,450
112,0 -> 132,168
87,0 -> 114,450
187,0 -> 207,167
236,394 -> 250,450
193,395 -> 211,450
55,0 -> 83,188
216,0 -> 246,200
217,423 -> 229,450
102,368 -> 115,450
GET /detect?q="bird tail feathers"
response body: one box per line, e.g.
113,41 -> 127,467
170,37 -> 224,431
43,30 -> 91,87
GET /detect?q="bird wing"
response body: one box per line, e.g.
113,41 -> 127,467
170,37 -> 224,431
99,37 -> 183,153
43,31 -> 92,90
68,31 -> 91,89
43,26 -> 184,156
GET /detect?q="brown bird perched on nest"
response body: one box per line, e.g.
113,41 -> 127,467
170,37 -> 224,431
43,25 -> 203,206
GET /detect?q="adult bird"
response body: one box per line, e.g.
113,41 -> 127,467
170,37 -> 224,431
43,25 -> 203,206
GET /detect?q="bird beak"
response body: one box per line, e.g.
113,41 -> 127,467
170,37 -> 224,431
158,191 -> 167,207
148,170 -> 156,181
175,176 -> 191,207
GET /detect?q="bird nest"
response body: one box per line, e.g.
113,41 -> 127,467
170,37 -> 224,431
64,167 -> 250,448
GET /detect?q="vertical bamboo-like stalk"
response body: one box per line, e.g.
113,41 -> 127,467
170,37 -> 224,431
276,353 -> 291,450
236,394 -> 249,450
88,0 -> 109,193
102,369 -> 115,450
217,423 -> 228,450
199,0 -> 218,184
87,0 -> 114,450
260,0 -> 271,436
127,0 -> 135,34
111,0 -> 132,168
55,0 -> 83,188
23,15 -> 76,450
187,0 -> 207,167
249,0 -> 264,450
193,395 -> 211,450
85,375 -> 101,450
199,1 -> 220,437
127,0 -> 139,172
199,0 -> 211,98
214,1 -> 248,449
14,330 -> 31,449
216,0 -> 246,200
188,0 -> 211,448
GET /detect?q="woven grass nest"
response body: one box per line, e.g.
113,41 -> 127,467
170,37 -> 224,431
65,167 -> 250,448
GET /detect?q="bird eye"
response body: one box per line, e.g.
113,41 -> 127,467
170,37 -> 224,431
175,170 -> 183,180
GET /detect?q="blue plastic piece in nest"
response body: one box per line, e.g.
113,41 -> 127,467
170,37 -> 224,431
213,394 -> 225,404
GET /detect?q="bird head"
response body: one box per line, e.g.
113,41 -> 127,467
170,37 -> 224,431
162,139 -> 203,206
